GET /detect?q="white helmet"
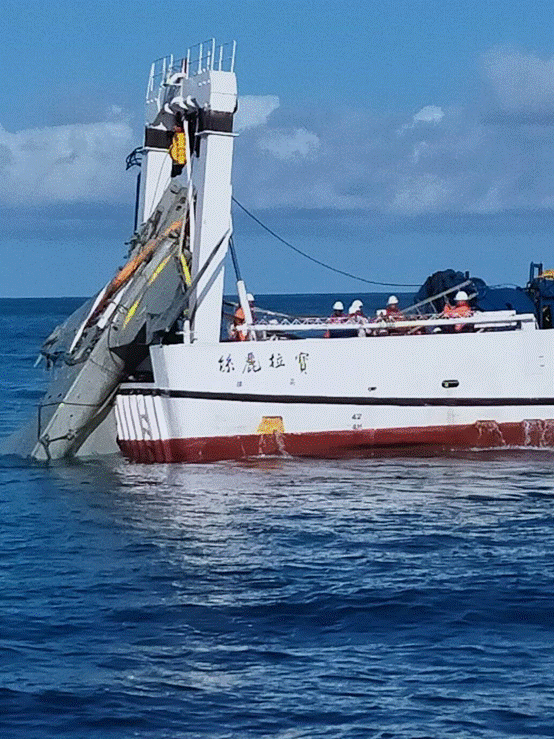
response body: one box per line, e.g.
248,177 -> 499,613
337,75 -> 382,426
246,293 -> 255,302
348,304 -> 358,314
455,291 -> 468,301
332,301 -> 344,311
350,300 -> 363,310
387,295 -> 399,305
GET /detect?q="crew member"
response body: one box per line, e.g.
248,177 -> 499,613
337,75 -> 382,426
325,300 -> 345,337
347,300 -> 367,337
231,293 -> 255,341
169,120 -> 187,177
348,299 -> 365,317
444,290 -> 473,332
383,294 -> 407,334
385,295 -> 403,319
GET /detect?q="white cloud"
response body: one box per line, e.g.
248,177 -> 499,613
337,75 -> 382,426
0,120 -> 135,206
391,173 -> 453,214
233,48 -> 554,216
473,185 -> 504,213
412,141 -> 429,163
107,105 -> 125,119
413,105 -> 445,125
257,127 -> 320,160
398,105 -> 445,135
235,95 -> 280,132
482,46 -> 554,113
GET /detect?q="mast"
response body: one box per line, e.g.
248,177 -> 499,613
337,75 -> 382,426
137,40 -> 238,344
184,42 -> 237,344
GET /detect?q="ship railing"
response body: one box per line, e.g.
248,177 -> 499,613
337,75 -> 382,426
182,39 -> 236,79
146,55 -> 174,106
145,40 -> 236,110
243,311 -> 537,338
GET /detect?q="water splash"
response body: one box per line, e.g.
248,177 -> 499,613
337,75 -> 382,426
522,419 -> 554,448
475,420 -> 506,447
274,431 -> 291,458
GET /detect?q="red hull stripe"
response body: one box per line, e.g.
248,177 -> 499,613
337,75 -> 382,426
117,420 -> 554,464
117,387 -> 554,407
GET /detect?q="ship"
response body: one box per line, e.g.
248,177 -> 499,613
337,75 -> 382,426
10,39 -> 554,463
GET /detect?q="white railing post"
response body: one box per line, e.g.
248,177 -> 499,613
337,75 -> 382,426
146,62 -> 154,102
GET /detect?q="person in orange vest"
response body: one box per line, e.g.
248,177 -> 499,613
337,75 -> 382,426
169,119 -> 187,177
443,290 -> 473,332
231,293 -> 255,341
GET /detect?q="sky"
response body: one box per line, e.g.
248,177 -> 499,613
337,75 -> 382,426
0,0 -> 553,296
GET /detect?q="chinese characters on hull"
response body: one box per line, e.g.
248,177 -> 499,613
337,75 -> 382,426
218,355 -> 235,373
218,351 -> 309,374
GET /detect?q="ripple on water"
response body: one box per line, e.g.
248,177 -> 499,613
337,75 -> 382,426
1,448 -> 554,737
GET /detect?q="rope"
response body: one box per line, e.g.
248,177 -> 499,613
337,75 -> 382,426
232,197 -> 420,288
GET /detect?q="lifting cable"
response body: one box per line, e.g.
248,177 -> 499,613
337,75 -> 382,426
232,197 -> 420,289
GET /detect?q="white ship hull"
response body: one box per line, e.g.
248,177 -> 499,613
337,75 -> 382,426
115,325 -> 554,463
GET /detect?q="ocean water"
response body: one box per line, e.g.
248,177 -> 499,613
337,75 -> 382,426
1,297 -> 554,739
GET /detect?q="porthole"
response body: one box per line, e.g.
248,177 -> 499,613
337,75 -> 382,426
442,380 -> 459,388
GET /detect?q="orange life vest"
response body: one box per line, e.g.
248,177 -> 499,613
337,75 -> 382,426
169,131 -> 187,165
450,303 -> 472,331
450,303 -> 472,318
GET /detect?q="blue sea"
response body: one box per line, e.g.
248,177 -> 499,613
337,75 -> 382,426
2,296 -> 554,739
